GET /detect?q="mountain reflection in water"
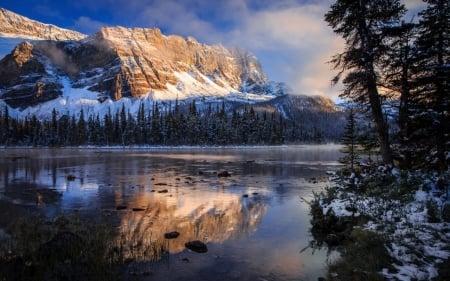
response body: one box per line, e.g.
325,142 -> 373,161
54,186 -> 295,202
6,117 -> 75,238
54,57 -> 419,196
119,187 -> 268,257
0,146 -> 342,281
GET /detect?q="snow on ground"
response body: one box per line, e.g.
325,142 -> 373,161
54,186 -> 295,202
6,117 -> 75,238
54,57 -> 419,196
321,170 -> 450,281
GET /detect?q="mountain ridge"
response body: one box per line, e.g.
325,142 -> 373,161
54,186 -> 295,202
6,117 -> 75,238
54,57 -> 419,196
0,7 -> 85,40
0,7 -> 341,132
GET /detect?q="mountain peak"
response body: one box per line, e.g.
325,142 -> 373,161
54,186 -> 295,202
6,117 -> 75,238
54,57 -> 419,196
0,7 -> 85,40
0,8 -> 339,123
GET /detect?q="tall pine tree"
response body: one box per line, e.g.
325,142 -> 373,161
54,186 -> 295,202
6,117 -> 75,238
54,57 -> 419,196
340,107 -> 359,173
325,0 -> 406,165
412,0 -> 450,170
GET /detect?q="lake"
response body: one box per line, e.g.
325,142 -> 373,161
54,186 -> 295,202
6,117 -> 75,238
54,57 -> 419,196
0,145 -> 342,281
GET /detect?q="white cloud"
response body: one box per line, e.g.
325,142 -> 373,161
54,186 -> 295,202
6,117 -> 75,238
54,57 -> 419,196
223,2 -> 344,99
130,0 -> 344,100
69,0 -> 345,100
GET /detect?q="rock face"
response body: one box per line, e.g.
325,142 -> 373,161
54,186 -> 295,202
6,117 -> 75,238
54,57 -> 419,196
0,42 -> 63,108
0,8 -> 85,40
0,26 -> 275,108
0,8 -> 340,118
72,27 -> 270,100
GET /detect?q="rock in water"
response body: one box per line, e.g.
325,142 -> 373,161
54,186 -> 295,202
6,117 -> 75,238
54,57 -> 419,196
185,240 -> 208,253
164,231 -> 180,239
217,171 -> 231,177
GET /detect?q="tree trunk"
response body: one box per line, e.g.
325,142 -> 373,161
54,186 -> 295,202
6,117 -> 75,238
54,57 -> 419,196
398,61 -> 411,168
367,75 -> 393,165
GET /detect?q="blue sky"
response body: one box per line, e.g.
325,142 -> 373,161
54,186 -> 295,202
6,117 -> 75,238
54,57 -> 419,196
1,0 -> 425,100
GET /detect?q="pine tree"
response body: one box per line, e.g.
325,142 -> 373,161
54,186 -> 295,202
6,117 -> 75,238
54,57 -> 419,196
412,0 -> 450,170
325,0 -> 406,165
77,109 -> 87,145
50,108 -> 59,146
340,107 -> 359,173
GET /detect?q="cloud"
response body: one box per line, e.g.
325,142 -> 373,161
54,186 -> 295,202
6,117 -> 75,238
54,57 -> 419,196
222,2 -> 345,99
73,16 -> 108,34
125,0 -> 343,99
63,0 -> 345,100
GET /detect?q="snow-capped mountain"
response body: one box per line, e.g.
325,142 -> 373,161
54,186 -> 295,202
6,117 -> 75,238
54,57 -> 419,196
0,8 -> 337,120
0,8 -> 85,41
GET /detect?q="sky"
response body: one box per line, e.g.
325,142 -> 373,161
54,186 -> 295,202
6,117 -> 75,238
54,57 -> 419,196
1,0 -> 426,101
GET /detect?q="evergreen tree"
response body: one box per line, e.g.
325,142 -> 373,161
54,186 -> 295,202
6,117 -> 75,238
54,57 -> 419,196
325,0 -> 406,165
382,21 -> 418,168
103,109 -> 113,145
77,109 -> 87,145
50,108 -> 59,146
340,107 -> 359,172
412,0 -> 450,170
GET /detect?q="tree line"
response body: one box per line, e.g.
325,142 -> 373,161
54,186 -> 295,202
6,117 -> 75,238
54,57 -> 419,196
0,101 -> 343,146
327,0 -> 449,172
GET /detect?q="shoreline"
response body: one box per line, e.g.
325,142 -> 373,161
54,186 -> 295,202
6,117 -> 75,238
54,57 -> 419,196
310,167 -> 450,281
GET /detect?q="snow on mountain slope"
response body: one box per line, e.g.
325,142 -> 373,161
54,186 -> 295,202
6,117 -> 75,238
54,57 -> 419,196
0,8 -> 338,121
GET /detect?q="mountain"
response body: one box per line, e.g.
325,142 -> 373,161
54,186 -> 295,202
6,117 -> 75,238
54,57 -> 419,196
0,8 -> 85,41
0,7 -> 342,139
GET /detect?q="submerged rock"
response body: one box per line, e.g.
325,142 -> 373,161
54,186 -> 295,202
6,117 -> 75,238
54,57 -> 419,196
218,171 -> 231,177
185,240 -> 208,253
164,231 -> 180,239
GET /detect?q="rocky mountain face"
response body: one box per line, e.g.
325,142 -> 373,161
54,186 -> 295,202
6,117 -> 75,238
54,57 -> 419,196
0,25 -> 279,109
71,26 -> 271,100
0,42 -> 63,107
0,8 -> 85,40
0,8 -> 339,121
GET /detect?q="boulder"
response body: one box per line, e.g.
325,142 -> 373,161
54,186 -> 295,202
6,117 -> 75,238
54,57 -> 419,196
185,240 -> 208,253
164,231 -> 180,239
218,171 -> 231,177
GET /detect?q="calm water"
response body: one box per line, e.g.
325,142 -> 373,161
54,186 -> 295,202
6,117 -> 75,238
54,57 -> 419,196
0,145 -> 342,281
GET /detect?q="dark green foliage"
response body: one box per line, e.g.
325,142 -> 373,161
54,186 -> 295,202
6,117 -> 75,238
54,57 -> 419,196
326,0 -> 449,172
0,102 -> 343,146
339,107 -> 359,172
410,0 -> 450,171
325,0 -> 406,165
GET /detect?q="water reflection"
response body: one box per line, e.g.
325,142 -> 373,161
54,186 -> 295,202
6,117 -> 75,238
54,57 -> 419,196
0,146 -> 342,281
118,188 -> 268,257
